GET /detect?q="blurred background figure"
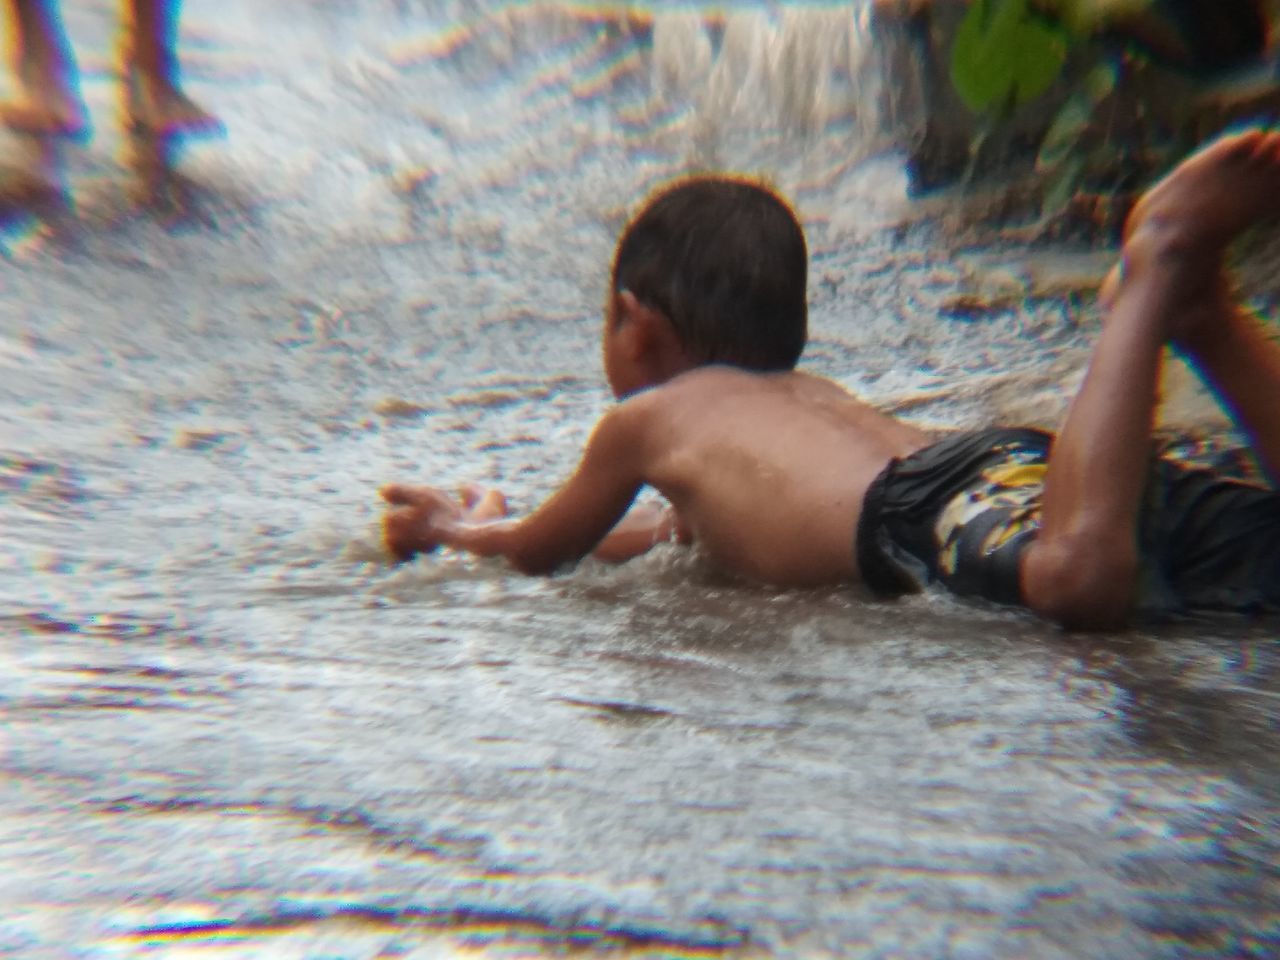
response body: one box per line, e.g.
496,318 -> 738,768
1,0 -> 220,137
0,0 -> 220,220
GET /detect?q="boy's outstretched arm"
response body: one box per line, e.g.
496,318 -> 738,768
381,403 -> 661,574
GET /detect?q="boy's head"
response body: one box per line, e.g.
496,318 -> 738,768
608,176 -> 808,378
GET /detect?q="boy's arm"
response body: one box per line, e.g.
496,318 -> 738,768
589,501 -> 689,563
382,403 -> 657,574
1019,230 -> 1173,629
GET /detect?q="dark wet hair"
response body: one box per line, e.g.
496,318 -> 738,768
610,176 -> 808,371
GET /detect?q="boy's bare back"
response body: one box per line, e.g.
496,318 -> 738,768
624,367 -> 929,584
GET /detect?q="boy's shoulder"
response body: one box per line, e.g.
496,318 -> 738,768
608,366 -> 802,426
608,367 -> 866,446
597,366 -> 779,445
618,366 -> 861,417
636,364 -> 814,397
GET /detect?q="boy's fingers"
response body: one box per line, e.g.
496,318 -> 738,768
380,483 -> 444,507
381,483 -> 432,506
383,511 -> 439,561
459,483 -> 486,508
380,483 -> 415,505
470,488 -> 508,521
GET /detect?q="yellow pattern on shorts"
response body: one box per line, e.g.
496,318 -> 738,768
934,457 -> 1047,578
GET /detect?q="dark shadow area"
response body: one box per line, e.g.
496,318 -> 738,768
123,125 -> 227,230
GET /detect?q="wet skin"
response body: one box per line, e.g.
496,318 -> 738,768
386,367 -> 929,586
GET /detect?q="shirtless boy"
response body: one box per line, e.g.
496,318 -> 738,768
382,129 -> 1280,630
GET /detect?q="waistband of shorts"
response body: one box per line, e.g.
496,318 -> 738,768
855,455 -> 915,597
854,427 -> 1055,598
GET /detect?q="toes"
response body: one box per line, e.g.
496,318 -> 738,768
1245,127 -> 1279,158
473,489 -> 508,520
1168,129 -> 1264,183
1258,130 -> 1280,166
1213,127 -> 1280,172
1222,128 -> 1265,160
1098,263 -> 1123,310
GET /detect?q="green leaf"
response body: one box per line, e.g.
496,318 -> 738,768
1037,90 -> 1092,172
1010,19 -> 1068,104
1082,61 -> 1118,102
949,0 -> 1069,114
951,0 -> 1013,113
1041,154 -> 1086,217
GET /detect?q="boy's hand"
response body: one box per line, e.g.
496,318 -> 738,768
380,483 -> 508,562
456,483 -> 509,522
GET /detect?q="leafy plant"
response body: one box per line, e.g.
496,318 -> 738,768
1034,60 -> 1120,214
949,0 -> 1070,113
949,0 -> 1158,216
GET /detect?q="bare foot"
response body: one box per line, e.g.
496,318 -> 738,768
0,164 -> 65,214
1116,128 -> 1280,340
125,69 -> 223,136
0,87 -> 87,137
1124,128 -> 1280,255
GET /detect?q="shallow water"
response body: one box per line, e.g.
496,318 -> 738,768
2,1 -> 1279,957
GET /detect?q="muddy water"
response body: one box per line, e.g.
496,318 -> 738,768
2,1 -> 1279,957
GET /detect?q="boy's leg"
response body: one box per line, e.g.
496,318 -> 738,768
1021,129 -> 1280,629
0,0 -> 87,136
1120,127 -> 1280,484
1168,290 -> 1280,486
123,0 -> 221,135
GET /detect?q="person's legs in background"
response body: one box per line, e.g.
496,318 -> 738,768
0,0 -> 87,136
123,0 -> 219,135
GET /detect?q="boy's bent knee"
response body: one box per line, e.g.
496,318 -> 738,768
1021,532 -> 1138,630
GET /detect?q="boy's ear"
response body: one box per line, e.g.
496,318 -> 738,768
616,290 -> 690,376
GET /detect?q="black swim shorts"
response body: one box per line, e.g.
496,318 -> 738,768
856,427 -> 1280,617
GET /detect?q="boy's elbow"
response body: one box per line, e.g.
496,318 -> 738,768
508,547 -> 560,576
505,533 -> 578,576
1021,533 -> 1138,631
